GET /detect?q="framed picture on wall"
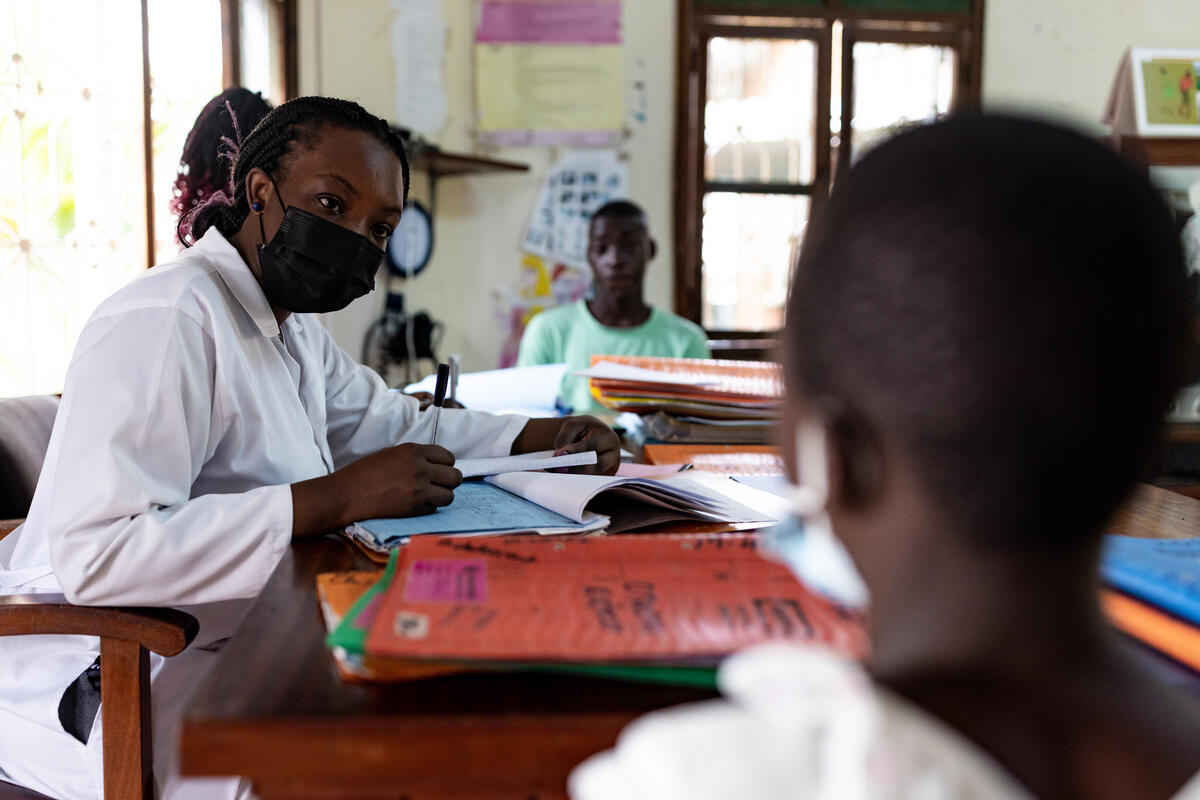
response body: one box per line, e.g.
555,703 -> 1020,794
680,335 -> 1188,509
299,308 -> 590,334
1130,48 -> 1200,136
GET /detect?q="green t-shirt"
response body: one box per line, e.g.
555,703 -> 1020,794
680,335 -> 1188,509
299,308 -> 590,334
517,299 -> 710,414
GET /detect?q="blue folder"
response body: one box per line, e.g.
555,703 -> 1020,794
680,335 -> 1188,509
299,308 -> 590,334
1101,535 -> 1200,626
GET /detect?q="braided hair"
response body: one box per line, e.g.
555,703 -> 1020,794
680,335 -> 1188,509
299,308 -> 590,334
172,88 -> 272,243
185,96 -> 410,246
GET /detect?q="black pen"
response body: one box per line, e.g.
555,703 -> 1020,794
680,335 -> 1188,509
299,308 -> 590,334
430,362 -> 450,447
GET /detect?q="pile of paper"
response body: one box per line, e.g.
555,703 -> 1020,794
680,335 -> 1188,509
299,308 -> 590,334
575,356 -> 783,443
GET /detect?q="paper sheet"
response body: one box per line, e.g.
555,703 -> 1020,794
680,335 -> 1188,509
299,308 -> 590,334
455,450 -> 597,478
522,149 -> 627,268
390,0 -> 447,135
475,45 -> 623,135
684,470 -> 793,521
474,1 -> 623,144
485,470 -> 774,525
405,363 -> 569,415
476,1 -> 622,44
573,360 -> 720,386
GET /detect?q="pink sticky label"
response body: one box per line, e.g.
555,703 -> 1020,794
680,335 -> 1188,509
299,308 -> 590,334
476,1 -> 621,44
404,559 -> 488,604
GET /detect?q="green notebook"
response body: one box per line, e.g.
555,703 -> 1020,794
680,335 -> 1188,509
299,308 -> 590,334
325,549 -> 400,652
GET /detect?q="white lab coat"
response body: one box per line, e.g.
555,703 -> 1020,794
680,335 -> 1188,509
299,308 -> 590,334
569,643 -> 1200,800
0,228 -> 527,799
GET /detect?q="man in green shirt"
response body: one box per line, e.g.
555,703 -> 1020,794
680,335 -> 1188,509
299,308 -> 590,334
517,200 -> 710,414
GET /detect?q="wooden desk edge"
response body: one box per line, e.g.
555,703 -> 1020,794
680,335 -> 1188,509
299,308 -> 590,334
181,711 -> 646,788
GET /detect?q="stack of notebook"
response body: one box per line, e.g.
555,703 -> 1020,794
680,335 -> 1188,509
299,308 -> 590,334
1100,535 -> 1200,673
320,533 -> 867,687
577,356 -> 783,444
643,444 -> 786,475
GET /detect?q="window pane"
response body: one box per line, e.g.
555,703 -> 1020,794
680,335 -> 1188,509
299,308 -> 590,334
147,0 -> 224,261
850,41 -> 955,161
0,0 -> 146,396
705,37 -> 817,185
241,0 -> 286,105
701,193 -> 807,331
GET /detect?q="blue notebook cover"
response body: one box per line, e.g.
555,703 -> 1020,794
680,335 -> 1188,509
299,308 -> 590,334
351,481 -> 586,546
1100,535 -> 1200,626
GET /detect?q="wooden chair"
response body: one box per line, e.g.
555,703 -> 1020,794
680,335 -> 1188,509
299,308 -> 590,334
0,398 -> 199,800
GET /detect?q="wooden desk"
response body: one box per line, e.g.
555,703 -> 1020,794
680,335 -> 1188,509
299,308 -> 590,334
180,484 -> 1200,798
1109,483 -> 1200,540
179,534 -> 715,800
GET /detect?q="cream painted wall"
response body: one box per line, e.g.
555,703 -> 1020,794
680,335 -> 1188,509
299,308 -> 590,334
301,0 -> 1200,378
982,0 -> 1200,130
300,0 -> 676,379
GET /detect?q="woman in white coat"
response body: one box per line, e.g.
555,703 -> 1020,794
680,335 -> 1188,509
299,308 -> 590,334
0,95 -> 619,799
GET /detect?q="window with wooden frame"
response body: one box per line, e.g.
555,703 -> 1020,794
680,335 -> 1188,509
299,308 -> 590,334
674,0 -> 984,353
1,0 -> 295,396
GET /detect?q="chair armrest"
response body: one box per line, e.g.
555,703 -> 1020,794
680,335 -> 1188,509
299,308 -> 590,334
0,519 -> 22,539
0,594 -> 198,656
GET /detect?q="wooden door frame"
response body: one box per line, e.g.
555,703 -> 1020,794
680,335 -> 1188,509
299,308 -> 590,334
672,0 -> 985,336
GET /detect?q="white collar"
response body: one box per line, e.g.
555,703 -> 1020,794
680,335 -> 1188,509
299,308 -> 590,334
192,227 -> 281,338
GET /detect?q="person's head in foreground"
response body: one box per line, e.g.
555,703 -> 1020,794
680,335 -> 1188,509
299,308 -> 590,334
587,200 -> 656,313
173,87 -> 272,242
188,95 -> 409,320
569,113 -> 1200,800
782,112 -> 1199,797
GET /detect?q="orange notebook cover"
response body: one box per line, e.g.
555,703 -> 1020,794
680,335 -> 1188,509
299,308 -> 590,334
316,570 -> 465,682
365,533 -> 867,664
1102,589 -> 1200,672
316,570 -> 381,625
588,355 -> 783,407
643,444 -> 784,475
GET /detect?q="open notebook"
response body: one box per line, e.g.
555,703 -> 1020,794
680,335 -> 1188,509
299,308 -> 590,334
346,482 -> 609,551
485,469 -> 783,533
346,469 -> 785,551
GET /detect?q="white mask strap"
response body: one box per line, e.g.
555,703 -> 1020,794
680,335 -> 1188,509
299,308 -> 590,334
776,415 -> 871,610
792,416 -> 829,515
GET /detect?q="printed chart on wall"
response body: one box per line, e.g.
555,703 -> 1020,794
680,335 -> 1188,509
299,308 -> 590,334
523,148 -> 627,269
390,0 -> 447,135
474,0 -> 624,145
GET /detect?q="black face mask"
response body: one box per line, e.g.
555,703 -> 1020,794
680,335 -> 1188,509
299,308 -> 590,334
256,187 -> 384,314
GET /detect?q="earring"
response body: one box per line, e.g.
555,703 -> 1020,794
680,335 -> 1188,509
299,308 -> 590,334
251,201 -> 263,212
